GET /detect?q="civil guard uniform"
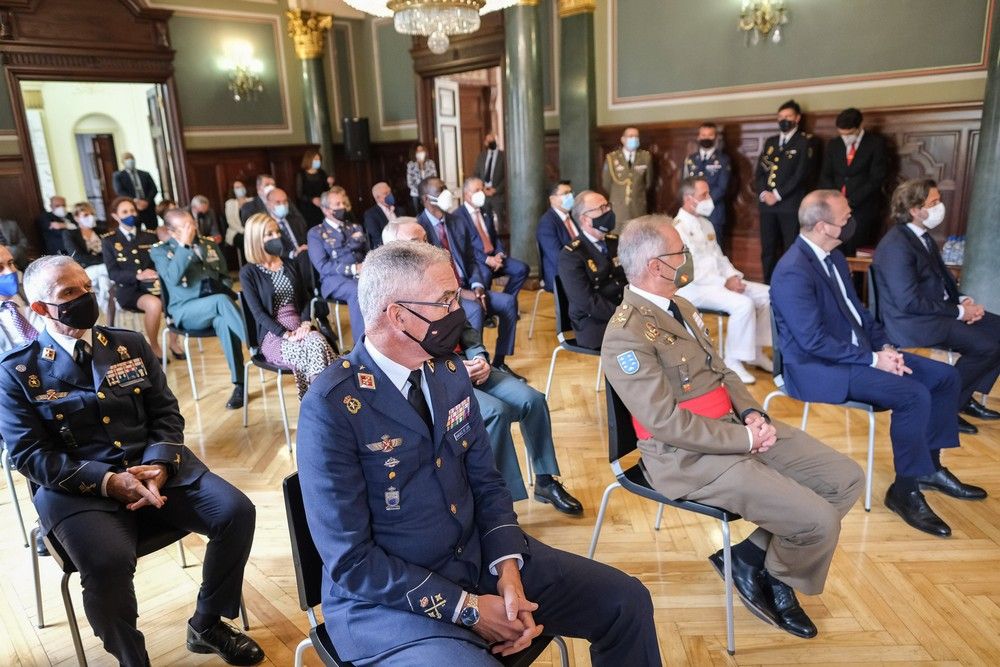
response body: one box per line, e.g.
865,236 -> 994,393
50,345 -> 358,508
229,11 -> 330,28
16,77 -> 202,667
557,234 -> 628,349
306,217 -> 368,340
296,341 -> 661,666
0,325 -> 256,665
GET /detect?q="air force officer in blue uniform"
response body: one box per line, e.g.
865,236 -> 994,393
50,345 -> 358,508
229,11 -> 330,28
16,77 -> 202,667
683,122 -> 732,242
0,256 -> 262,666
297,242 -> 660,666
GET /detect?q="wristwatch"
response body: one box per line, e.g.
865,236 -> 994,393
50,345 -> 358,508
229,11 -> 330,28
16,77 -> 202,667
458,593 -> 480,627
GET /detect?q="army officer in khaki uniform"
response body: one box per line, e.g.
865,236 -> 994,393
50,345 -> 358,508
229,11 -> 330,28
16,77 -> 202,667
602,215 -> 863,640
601,127 -> 653,225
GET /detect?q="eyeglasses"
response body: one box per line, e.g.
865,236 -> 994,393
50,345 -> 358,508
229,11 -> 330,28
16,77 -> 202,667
583,202 -> 612,217
389,294 -> 460,313
656,247 -> 690,259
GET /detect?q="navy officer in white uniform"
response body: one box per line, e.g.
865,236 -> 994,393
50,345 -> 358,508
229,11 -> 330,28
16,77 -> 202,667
297,241 -> 661,665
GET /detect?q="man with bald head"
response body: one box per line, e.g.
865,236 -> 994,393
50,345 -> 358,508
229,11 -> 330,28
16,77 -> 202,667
265,187 -> 309,260
601,127 -> 653,225
36,195 -> 74,255
602,216 -> 864,640
364,181 -> 398,250
770,190 -> 985,538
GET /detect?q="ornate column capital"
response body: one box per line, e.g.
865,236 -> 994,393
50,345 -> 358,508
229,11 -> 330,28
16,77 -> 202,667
515,0 -> 541,6
558,0 -> 595,18
286,9 -> 333,60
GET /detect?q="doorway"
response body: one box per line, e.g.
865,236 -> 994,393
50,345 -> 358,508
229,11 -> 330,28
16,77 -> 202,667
432,67 -> 503,193
19,80 -> 172,223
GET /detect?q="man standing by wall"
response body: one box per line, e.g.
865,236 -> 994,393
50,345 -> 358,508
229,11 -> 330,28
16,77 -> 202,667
602,127 -> 653,226
112,152 -> 159,232
683,123 -> 731,243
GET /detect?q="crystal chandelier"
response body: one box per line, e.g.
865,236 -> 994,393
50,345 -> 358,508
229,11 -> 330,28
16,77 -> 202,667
738,0 -> 789,46
345,0 -> 519,54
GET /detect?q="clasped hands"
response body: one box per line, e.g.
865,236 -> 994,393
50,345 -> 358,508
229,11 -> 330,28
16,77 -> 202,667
107,464 -> 169,511
464,357 -> 492,386
875,347 -> 912,376
471,560 -> 544,657
960,299 -> 985,324
745,411 -> 777,453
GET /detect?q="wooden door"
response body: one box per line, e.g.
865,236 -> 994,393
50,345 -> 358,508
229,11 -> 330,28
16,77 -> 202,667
434,78 -> 463,192
459,84 -> 490,179
91,134 -> 118,220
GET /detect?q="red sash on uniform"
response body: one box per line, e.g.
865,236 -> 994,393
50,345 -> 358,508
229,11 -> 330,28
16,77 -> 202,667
632,385 -> 733,440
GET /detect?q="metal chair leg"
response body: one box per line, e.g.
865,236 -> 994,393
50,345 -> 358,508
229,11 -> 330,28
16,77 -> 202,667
3,448 -> 28,547
552,635 -> 570,667
334,302 -> 344,347
528,289 -> 542,339
242,362 -> 251,428
721,519 -> 735,656
160,327 -> 168,371
294,638 -> 312,667
587,482 -> 621,559
62,573 -> 88,666
184,336 -> 198,400
543,346 -> 563,401
595,358 -> 603,392
865,408 -> 876,512
240,594 -> 250,631
29,526 -> 44,628
276,371 -> 292,453
653,503 -> 665,531
716,314 -> 725,356
800,402 -> 811,431
178,540 -> 188,568
762,389 -> 782,412
196,338 -> 204,353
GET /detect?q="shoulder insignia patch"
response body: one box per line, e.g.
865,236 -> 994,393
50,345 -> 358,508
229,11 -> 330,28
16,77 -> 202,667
617,350 -> 640,375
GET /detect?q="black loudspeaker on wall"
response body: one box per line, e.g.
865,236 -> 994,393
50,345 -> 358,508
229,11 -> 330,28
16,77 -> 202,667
343,117 -> 371,162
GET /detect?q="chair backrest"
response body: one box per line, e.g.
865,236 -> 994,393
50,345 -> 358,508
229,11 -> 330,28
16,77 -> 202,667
866,265 -> 881,323
604,379 -> 639,465
769,311 -> 785,388
282,472 -> 326,612
551,274 -> 575,342
238,291 -> 261,353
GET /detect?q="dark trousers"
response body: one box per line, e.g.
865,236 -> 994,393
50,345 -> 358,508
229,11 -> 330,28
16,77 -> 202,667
461,292 -> 519,366
486,256 -> 529,298
845,353 -> 960,478
322,276 -> 365,341
49,473 -> 256,667
935,311 -> 1000,406
759,206 -> 800,284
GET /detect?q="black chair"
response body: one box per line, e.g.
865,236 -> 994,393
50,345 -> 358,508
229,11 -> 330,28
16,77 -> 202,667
588,380 -> 741,655
543,275 -> 603,403
282,473 -> 568,667
239,292 -> 293,453
310,267 -> 350,350
159,283 -> 217,401
106,281 -> 144,331
29,523 -> 249,667
762,312 -> 885,511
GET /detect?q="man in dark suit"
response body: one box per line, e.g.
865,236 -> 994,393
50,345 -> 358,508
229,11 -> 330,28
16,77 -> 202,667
296,240 -> 660,666
683,123 -> 732,242
308,188 -> 368,340
0,218 -> 29,269
873,178 -> 1000,433
112,152 -> 159,231
755,100 -> 814,283
472,133 -> 506,225
455,176 -> 528,304
557,190 -> 627,350
0,255 -> 263,666
239,174 -> 275,224
190,195 -> 222,244
263,187 -> 309,261
818,108 -> 888,257
535,180 -> 576,292
770,190 -> 986,538
35,195 -> 74,255
417,177 -> 520,377
363,181 -> 397,251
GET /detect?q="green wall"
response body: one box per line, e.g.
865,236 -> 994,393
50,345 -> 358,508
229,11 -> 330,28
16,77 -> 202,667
331,22 -> 357,123
374,21 -> 417,126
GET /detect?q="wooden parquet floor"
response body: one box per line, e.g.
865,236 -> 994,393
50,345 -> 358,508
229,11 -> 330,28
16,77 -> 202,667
2,289 -> 999,666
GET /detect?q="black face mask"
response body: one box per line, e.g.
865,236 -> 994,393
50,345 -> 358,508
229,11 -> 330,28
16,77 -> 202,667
331,208 -> 348,222
698,138 -> 715,149
43,291 -> 100,330
263,238 -> 284,257
487,141 -> 497,151
831,217 -> 857,243
400,305 -> 467,358
592,210 -> 616,234
778,119 -> 796,133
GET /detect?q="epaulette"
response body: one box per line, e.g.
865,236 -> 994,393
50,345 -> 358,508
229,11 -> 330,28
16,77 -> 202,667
564,239 -> 581,251
609,302 -> 636,328
199,235 -> 214,242
100,231 -> 115,238
151,240 -> 165,247
605,233 -> 618,240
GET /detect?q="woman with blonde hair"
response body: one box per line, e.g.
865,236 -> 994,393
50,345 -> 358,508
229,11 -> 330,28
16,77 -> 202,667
63,201 -> 111,321
240,212 -> 337,398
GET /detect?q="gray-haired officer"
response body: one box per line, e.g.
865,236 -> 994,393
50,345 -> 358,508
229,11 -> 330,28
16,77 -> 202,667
0,255 -> 262,666
149,208 -> 246,409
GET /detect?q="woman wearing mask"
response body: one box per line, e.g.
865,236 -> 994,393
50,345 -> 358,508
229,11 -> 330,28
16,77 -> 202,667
100,196 -> 182,359
240,212 -> 338,398
63,201 -> 111,322
406,143 -> 437,214
296,150 -> 333,228
225,179 -> 251,258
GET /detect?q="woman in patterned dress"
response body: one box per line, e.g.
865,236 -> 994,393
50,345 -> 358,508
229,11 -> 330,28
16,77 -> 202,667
405,143 -> 437,214
240,213 -> 338,398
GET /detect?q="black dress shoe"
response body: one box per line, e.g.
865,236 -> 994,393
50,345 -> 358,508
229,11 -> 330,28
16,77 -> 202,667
917,467 -> 988,500
764,574 -> 817,638
962,398 -> 1000,421
884,484 -> 951,537
493,363 -> 527,382
957,416 -> 979,435
226,385 -> 245,410
171,348 -> 187,361
533,479 -> 583,515
35,529 -> 49,557
708,549 -> 778,627
187,621 -> 264,666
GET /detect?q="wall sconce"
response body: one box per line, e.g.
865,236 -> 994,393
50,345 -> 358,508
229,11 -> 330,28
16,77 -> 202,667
738,0 -> 788,45
220,41 -> 264,102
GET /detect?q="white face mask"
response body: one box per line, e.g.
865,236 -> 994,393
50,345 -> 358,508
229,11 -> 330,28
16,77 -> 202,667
78,214 -> 96,229
416,151 -> 427,162
470,191 -> 486,208
262,183 -> 276,197
694,197 -> 715,218
432,189 -> 454,211
922,202 -> 945,229
53,206 -> 67,218
234,186 -> 247,198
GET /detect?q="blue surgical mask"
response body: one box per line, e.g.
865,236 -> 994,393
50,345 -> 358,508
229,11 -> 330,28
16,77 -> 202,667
273,203 -> 289,219
560,193 -> 574,211
625,137 -> 640,151
311,159 -> 322,170
124,158 -> 136,170
385,193 -> 395,207
119,215 -> 137,228
0,272 -> 19,298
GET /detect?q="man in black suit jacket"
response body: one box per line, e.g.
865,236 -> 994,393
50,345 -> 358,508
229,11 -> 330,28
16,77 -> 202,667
473,133 -> 506,223
362,181 -> 397,250
112,152 -> 159,231
873,178 -> 1000,432
239,174 -> 275,224
819,108 -> 888,257
755,99 -> 814,283
35,195 -> 74,255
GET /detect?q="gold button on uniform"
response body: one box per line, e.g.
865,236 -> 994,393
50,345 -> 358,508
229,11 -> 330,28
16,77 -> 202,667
133,387 -> 141,394
461,440 -> 468,449
114,440 -> 122,447
102,416 -> 111,424
388,471 -> 396,480
56,414 -> 64,420
97,391 -> 106,399
435,458 -> 442,468
450,504 -> 457,515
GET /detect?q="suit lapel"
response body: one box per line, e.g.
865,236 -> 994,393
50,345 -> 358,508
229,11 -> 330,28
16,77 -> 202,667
352,343 -> 431,439
795,238 -> 858,324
